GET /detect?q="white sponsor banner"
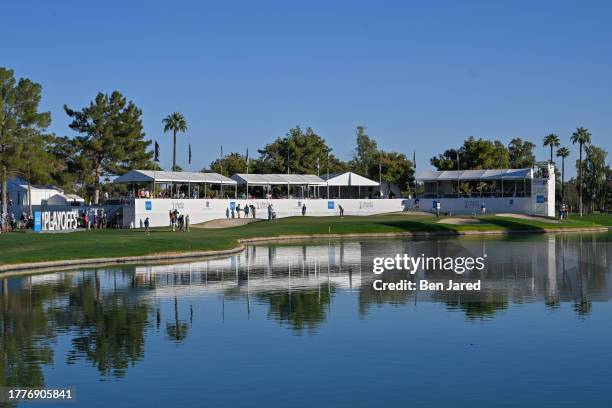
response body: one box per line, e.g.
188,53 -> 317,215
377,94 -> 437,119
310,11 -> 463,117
40,210 -> 79,231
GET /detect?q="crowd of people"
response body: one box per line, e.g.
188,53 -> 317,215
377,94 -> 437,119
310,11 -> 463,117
82,208 -> 109,229
168,209 -> 190,232
225,203 -> 257,219
0,212 -> 31,233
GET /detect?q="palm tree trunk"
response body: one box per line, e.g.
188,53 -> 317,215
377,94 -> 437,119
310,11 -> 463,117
550,146 -> 553,163
172,130 -> 177,172
578,142 -> 583,216
561,158 -> 564,204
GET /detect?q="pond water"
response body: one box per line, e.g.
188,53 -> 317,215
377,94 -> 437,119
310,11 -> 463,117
1,233 -> 611,407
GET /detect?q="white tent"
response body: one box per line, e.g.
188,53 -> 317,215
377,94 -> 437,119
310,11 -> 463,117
321,172 -> 379,186
416,168 -> 532,181
231,174 -> 326,185
113,170 -> 236,185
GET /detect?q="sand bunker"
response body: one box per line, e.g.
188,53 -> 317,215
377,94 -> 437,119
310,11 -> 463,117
438,217 -> 484,225
192,218 -> 260,229
495,213 -> 559,224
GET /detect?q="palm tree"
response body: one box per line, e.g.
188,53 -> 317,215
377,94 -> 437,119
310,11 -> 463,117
556,147 -> 570,205
543,134 -> 560,163
570,127 -> 592,216
162,112 -> 188,171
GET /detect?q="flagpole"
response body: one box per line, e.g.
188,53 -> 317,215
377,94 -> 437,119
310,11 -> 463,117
220,145 -> 224,199
379,150 -> 382,198
246,148 -> 249,198
326,152 -> 329,199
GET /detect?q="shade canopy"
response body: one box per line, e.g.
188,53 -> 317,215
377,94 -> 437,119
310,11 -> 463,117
416,168 -> 532,182
231,173 -> 326,186
321,172 -> 379,187
113,170 -> 237,185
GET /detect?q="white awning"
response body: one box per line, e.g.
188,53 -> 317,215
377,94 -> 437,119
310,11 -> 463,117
231,173 -> 326,185
416,168 -> 532,181
113,170 -> 237,185
321,172 -> 379,186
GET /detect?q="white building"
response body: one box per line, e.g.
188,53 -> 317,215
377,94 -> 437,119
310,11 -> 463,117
4,177 -> 84,207
415,163 -> 555,217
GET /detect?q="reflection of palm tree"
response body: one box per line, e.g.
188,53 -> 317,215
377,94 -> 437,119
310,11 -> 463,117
166,297 -> 189,342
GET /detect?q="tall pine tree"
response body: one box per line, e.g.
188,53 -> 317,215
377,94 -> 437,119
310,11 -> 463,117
0,67 -> 52,217
64,91 -> 153,204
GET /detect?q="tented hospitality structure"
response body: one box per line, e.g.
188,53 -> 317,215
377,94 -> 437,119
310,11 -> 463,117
415,163 -> 555,216
230,173 -> 326,198
321,172 -> 380,199
113,170 -> 237,198
416,168 -> 534,198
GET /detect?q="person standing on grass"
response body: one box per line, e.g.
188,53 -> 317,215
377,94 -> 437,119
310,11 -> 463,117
302,203 -> 307,216
251,204 -> 256,219
144,217 -> 150,235
338,205 -> 344,217
169,210 -> 173,228
236,203 -> 241,218
436,201 -> 441,217
244,204 -> 249,218
185,214 -> 190,232
226,207 -> 230,219
480,202 -> 486,215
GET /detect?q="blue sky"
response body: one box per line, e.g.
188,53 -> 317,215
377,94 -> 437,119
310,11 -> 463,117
3,0 -> 611,177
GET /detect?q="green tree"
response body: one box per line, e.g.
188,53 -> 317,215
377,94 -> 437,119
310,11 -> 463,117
162,112 -> 188,172
570,127 -> 592,216
556,147 -> 570,204
377,151 -> 414,193
350,126 -> 378,177
208,152 -> 247,175
64,91 -> 153,204
431,136 -> 509,170
256,126 -> 346,174
0,67 -> 51,217
543,133 -> 560,163
508,138 -> 536,168
582,145 -> 607,213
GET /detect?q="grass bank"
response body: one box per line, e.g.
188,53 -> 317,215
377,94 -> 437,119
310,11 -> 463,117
0,214 -> 607,267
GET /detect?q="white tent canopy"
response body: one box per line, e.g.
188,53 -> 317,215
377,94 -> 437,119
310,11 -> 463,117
321,172 -> 379,186
113,170 -> 237,185
231,174 -> 326,186
416,168 -> 532,181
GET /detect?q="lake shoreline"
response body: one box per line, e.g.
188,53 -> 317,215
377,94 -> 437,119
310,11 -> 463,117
1,225 -> 607,276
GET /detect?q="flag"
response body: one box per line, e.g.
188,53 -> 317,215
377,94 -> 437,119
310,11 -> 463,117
154,141 -> 160,162
188,144 -> 192,165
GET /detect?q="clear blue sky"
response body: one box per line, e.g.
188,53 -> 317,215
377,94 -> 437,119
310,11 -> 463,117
3,0 -> 611,178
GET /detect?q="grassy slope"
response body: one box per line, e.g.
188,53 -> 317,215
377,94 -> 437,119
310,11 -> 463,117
0,214 -> 607,265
